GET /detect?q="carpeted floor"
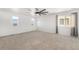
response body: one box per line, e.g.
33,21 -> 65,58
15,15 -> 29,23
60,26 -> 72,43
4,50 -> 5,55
0,31 -> 79,50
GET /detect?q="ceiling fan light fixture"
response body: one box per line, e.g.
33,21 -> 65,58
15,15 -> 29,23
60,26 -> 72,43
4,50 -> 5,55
35,8 -> 48,16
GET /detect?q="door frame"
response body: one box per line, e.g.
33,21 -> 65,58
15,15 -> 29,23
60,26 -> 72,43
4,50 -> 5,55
56,15 -> 58,33
72,12 -> 78,37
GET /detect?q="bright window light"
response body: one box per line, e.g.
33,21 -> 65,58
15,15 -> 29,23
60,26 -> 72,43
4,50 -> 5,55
12,16 -> 19,19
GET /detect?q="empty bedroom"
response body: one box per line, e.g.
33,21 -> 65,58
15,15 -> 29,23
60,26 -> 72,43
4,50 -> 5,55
0,8 -> 79,50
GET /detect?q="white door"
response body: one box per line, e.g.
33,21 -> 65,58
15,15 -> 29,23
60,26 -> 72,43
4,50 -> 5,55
57,15 -> 75,36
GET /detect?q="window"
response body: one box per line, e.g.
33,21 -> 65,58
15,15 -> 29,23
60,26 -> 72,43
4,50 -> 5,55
12,16 -> 19,26
58,16 -> 71,27
60,18 -> 64,25
12,16 -> 19,19
65,18 -> 70,25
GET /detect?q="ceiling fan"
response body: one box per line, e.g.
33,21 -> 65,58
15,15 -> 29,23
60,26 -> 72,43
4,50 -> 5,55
35,8 -> 48,16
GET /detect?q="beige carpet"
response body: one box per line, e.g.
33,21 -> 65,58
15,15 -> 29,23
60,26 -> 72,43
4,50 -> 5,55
0,31 -> 79,50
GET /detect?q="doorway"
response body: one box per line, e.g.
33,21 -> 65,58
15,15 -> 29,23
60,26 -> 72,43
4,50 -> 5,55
56,13 -> 78,37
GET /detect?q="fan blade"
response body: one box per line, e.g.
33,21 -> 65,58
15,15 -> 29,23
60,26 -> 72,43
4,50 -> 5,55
40,9 -> 46,13
42,13 -> 47,15
35,12 -> 39,14
41,12 -> 48,13
35,12 -> 41,15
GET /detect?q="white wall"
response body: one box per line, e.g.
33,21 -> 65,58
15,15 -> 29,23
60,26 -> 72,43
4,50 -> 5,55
36,15 -> 56,33
0,11 -> 37,37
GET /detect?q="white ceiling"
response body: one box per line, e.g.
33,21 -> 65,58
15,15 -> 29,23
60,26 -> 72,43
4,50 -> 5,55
0,8 -> 77,15
46,8 -> 74,13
